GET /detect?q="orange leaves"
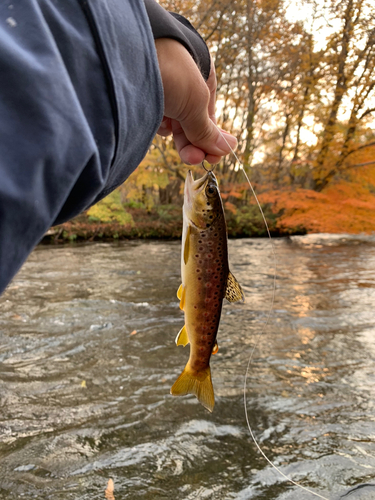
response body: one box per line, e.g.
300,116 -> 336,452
224,201 -> 237,214
258,164 -> 375,234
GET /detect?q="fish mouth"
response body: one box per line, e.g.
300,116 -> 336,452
186,170 -> 209,191
185,170 -> 217,195
185,170 -> 207,205
184,170 -> 219,212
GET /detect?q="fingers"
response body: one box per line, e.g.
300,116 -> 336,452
154,38 -> 237,164
177,93 -> 238,164
171,56 -> 237,163
157,117 -> 172,137
172,119 -> 236,165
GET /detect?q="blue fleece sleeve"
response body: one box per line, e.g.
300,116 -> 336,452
0,0 -> 163,294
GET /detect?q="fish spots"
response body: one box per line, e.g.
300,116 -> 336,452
196,269 -> 201,273
195,254 -> 199,258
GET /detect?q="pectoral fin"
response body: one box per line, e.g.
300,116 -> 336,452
212,342 -> 219,355
177,284 -> 183,300
225,271 -> 245,303
175,325 -> 189,346
184,225 -> 191,265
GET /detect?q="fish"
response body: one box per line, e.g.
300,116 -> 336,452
171,169 -> 244,412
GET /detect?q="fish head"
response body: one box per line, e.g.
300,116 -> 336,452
184,170 -> 223,229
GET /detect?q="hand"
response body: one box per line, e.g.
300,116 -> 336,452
155,38 -> 237,165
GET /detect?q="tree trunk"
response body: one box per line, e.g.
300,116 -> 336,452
313,0 -> 353,189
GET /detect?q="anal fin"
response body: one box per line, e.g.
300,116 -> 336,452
175,325 -> 189,346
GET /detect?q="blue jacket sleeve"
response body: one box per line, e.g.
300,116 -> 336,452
0,0 -> 164,294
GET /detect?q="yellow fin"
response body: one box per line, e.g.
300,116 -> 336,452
225,271 -> 245,303
183,225 -> 191,265
170,365 -> 214,412
177,284 -> 183,300
175,325 -> 189,346
179,285 -> 186,310
212,342 -> 219,355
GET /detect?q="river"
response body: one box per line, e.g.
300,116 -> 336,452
1,235 -> 375,500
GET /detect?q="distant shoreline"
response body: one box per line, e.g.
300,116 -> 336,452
41,206 -> 288,244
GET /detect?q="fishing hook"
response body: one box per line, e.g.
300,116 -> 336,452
202,161 -> 216,173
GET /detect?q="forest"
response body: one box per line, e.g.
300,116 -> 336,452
49,0 -> 375,242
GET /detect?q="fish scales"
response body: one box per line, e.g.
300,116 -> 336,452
171,169 -> 244,412
185,208 -> 228,372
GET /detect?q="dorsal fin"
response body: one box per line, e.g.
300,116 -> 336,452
225,271 -> 245,303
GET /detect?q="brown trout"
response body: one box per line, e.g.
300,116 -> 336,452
171,169 -> 244,412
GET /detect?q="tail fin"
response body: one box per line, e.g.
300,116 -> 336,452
170,364 -> 214,412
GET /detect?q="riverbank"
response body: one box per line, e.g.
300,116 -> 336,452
42,170 -> 375,243
41,202 -> 281,243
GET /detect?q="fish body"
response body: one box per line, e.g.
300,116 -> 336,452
171,170 -> 244,412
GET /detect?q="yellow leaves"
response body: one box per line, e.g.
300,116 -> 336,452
119,139 -> 184,211
87,191 -> 134,226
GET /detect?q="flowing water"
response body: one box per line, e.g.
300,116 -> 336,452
1,235 -> 375,499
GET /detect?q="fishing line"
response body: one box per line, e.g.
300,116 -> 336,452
214,124 -> 329,500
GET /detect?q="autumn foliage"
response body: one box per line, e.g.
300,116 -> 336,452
52,0 -> 375,240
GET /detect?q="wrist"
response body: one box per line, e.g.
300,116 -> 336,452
144,0 -> 210,80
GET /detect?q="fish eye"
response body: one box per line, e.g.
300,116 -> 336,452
206,185 -> 217,197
